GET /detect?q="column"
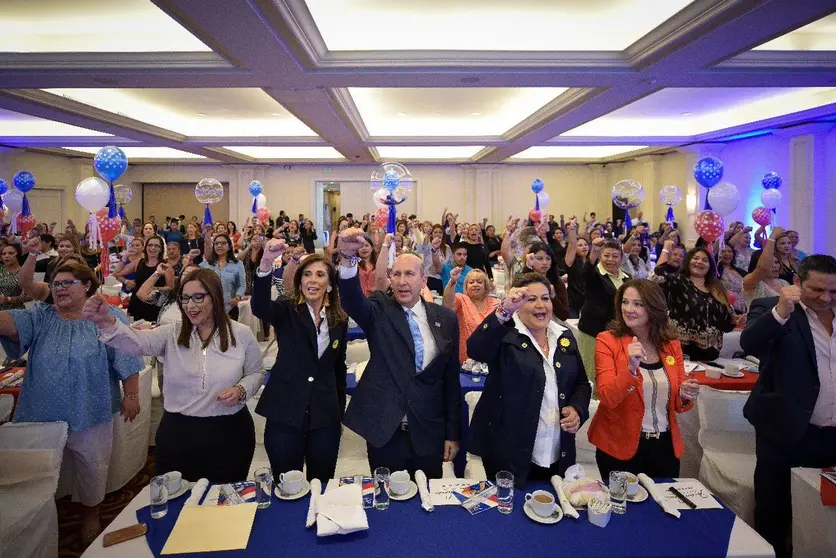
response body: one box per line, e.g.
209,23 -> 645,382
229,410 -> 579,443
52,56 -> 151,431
589,164 -> 611,223
634,155 -> 661,227
462,165 -> 501,226
226,165 -> 266,227
676,144 -> 725,247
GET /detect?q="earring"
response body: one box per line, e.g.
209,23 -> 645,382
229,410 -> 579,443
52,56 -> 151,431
297,293 -> 305,304
323,297 -> 330,308
326,286 -> 332,293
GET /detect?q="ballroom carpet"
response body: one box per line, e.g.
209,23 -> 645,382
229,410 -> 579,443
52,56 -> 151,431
58,448 -> 156,558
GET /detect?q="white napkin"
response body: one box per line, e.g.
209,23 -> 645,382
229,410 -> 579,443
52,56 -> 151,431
638,474 -> 681,519
563,464 -> 585,482
550,475 -> 580,519
316,484 -> 368,537
306,479 -> 322,528
415,470 -> 434,512
184,478 -> 209,506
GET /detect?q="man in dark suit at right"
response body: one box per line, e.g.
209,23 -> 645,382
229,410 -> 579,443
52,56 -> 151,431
741,254 -> 836,558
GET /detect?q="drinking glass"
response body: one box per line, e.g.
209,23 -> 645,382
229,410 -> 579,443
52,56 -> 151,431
609,471 -> 628,515
150,475 -> 169,519
374,467 -> 390,510
254,467 -> 273,509
495,471 -> 514,514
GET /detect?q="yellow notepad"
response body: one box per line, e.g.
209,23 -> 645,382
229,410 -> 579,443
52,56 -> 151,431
161,503 -> 257,555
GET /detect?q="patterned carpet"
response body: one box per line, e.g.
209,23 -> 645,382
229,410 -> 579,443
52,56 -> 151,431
58,448 -> 156,558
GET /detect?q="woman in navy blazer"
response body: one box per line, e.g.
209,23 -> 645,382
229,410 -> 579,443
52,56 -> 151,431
251,239 -> 348,482
468,272 -> 592,487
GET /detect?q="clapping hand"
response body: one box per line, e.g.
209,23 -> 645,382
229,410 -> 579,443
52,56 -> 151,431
260,239 -> 286,272
501,286 -> 530,314
82,293 -> 117,328
627,336 -> 645,374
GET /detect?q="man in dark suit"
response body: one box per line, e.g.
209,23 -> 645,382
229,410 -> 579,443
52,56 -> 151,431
741,255 -> 836,558
336,227 -> 461,478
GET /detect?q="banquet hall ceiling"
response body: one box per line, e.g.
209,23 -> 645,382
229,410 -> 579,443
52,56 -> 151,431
0,0 -> 835,164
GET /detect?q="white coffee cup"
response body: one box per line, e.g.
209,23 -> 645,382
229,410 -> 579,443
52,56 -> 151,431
164,471 -> 182,495
625,473 -> 639,497
279,470 -> 304,495
724,363 -> 740,377
525,489 -> 556,517
390,470 -> 410,495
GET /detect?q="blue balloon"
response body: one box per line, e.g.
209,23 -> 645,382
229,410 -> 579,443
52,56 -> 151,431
94,146 -> 128,182
0,179 -> 7,196
248,180 -> 263,197
762,171 -> 782,190
13,171 -> 35,193
531,178 -> 544,194
693,156 -> 723,188
382,169 -> 400,191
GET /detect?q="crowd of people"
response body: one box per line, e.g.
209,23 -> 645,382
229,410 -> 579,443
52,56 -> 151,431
0,206 -> 832,558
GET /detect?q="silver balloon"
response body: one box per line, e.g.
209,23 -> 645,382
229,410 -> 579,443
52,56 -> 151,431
659,185 -> 682,206
114,184 -> 133,205
706,182 -> 741,216
761,188 -> 782,210
611,180 -> 644,210
195,178 -> 224,205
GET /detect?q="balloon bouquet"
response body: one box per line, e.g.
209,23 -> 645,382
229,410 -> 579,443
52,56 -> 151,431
370,163 -> 412,264
528,179 -> 550,223
195,178 -> 224,226
693,156 -> 727,253
114,184 -> 133,220
659,185 -> 683,223
2,171 -> 38,235
249,181 -> 270,225
611,179 -> 644,229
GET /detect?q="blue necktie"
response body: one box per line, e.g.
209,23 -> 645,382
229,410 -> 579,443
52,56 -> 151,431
406,309 -> 424,373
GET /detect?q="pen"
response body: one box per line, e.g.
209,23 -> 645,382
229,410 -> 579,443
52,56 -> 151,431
668,486 -> 697,509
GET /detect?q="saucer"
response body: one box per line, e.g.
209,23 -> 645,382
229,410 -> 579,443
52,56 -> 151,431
167,480 -> 193,500
626,486 -> 649,503
722,369 -> 745,378
523,501 -> 563,524
390,481 -> 418,501
275,480 -> 311,501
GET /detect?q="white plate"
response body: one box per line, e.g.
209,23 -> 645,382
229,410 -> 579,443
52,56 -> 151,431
721,369 -> 745,378
390,481 -> 418,501
626,485 -> 649,503
523,501 -> 563,524
275,480 -> 311,501
167,480 -> 193,500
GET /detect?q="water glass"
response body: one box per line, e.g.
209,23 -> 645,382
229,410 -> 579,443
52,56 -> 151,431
373,467 -> 390,510
609,471 -> 628,515
254,467 -> 273,510
150,475 -> 169,519
495,471 -> 514,514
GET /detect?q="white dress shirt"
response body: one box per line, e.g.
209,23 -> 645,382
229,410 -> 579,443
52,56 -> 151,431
308,302 -> 330,358
772,303 -> 836,427
639,362 -> 671,433
99,319 -> 265,417
513,314 -> 564,468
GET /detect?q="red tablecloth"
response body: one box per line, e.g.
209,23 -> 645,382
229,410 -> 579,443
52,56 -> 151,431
692,368 -> 758,391
0,367 -> 25,419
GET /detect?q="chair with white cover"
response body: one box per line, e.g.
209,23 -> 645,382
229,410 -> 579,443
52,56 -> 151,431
697,387 -> 756,525
0,421 -> 69,558
463,391 -> 487,480
0,394 -> 13,424
345,340 -> 370,365
574,398 -> 601,480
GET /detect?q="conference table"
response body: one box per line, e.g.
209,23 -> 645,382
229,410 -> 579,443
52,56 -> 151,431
83,479 -> 773,558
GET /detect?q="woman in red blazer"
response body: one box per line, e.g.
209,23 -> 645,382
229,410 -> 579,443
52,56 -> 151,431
588,279 -> 700,480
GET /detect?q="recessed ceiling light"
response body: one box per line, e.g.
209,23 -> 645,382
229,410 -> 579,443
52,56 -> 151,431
196,112 -> 207,117
681,112 -> 692,116
271,112 -> 282,116
397,112 -> 408,116
471,112 -> 482,116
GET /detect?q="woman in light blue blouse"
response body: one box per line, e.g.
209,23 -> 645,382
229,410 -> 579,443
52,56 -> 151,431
0,261 -> 144,544
200,232 -> 245,320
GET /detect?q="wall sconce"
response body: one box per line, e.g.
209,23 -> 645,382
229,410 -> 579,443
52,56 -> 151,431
686,192 -> 697,214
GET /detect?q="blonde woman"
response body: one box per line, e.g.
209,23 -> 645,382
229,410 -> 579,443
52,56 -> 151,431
444,267 -> 499,363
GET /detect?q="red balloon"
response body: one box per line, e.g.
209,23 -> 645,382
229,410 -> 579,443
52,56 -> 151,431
751,206 -> 772,227
529,208 -> 542,223
16,214 -> 37,235
95,208 -> 122,243
256,207 -> 271,225
373,207 -> 388,228
694,210 -> 724,243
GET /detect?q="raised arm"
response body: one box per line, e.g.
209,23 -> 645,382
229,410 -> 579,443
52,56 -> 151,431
336,228 -> 378,331
743,226 -> 782,292
467,286 -> 528,363
443,266 -> 462,310
281,246 -> 305,299
500,216 -> 519,270
252,238 -> 292,324
657,239 -> 673,267
136,263 -> 168,303
376,234 -> 393,292
83,294 -> 171,357
587,237 -> 604,265
564,219 -> 579,268
203,228 -> 214,261
19,237 -> 51,302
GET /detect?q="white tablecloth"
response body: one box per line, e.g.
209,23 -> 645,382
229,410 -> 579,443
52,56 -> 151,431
792,467 -> 836,558
236,299 -> 261,339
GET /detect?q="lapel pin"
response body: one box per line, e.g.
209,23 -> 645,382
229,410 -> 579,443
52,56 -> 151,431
434,321 -> 441,327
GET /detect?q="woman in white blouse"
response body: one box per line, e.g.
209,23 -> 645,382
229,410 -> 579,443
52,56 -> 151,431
83,268 -> 264,482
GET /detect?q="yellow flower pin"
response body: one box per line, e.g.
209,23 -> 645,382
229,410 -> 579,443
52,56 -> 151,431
332,339 -> 339,350
560,338 -> 571,348
665,355 -> 676,366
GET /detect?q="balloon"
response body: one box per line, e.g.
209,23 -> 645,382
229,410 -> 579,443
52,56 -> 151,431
93,146 -> 128,182
761,188 -> 782,209
95,208 -> 121,243
659,185 -> 682,206
373,207 -> 388,228
611,180 -> 644,210
372,187 -> 390,210
75,177 -> 110,213
256,207 -> 271,225
195,178 -> 223,205
694,210 -> 724,243
762,171 -> 782,190
248,180 -> 263,197
255,193 -> 267,210
531,179 -> 544,194
536,191 -> 550,208
114,184 -> 133,205
13,171 -> 35,193
2,190 -> 23,213
370,162 -> 412,193
0,179 -> 8,196
16,214 -> 37,235
693,156 -> 723,188
528,208 -> 542,223
706,182 -> 741,216
752,206 -> 772,227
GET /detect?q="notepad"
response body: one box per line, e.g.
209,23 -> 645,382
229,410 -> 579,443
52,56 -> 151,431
654,480 -> 723,511
161,503 -> 257,554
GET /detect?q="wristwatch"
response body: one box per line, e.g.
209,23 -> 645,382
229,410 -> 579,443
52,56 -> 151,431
340,253 -> 360,266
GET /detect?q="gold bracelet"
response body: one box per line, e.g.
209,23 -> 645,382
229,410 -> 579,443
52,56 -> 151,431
124,393 -> 139,400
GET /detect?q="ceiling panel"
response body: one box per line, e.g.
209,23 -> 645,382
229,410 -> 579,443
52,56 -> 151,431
43,89 -> 318,137
349,88 -> 566,136
754,13 -> 836,50
376,146 -> 485,159
222,146 -> 346,159
0,0 -> 210,52
64,146 -> 209,159
305,0 -> 695,51
561,87 -> 836,137
511,145 -> 649,159
0,108 -> 110,137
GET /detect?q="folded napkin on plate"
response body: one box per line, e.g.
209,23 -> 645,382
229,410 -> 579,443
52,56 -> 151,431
550,475 -> 580,519
638,474 -> 681,519
316,484 -> 368,537
415,470 -> 434,512
306,479 -> 322,528
184,478 -> 209,506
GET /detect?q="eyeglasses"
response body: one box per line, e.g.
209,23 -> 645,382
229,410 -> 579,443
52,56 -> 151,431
214,241 -> 229,246
178,293 -> 208,304
52,279 -> 84,290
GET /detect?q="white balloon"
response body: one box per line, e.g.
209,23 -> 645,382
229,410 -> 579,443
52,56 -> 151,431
256,193 -> 267,209
761,188 -> 782,209
2,190 -> 24,213
536,191 -> 550,208
75,177 -> 110,213
706,182 -> 741,216
373,187 -> 389,210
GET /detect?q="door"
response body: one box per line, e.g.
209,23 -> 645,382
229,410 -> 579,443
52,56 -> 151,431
25,188 -> 65,230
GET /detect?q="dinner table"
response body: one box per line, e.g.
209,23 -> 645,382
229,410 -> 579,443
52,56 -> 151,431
791,467 -> 836,558
0,367 -> 25,420
83,478 -> 773,558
